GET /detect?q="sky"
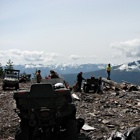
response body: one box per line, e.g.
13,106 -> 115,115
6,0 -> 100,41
0,0 -> 140,66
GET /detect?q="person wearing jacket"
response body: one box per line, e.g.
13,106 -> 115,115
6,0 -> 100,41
36,70 -> 42,83
49,70 -> 59,78
106,63 -> 111,80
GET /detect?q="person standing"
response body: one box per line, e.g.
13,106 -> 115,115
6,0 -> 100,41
77,72 -> 85,92
36,70 -> 42,83
106,63 -> 111,80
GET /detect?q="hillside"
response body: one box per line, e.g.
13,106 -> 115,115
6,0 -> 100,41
62,60 -> 140,86
62,70 -> 140,86
8,60 -> 140,86
13,63 -> 106,76
0,79 -> 140,140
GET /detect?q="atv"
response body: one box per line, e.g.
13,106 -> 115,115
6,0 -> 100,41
83,77 -> 99,93
2,69 -> 20,90
13,78 -> 84,140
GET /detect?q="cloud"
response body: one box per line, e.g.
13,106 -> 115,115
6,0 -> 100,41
110,39 -> 140,58
70,55 -> 82,60
23,51 -> 44,61
0,49 -> 99,65
70,55 -> 97,61
0,49 -> 60,65
42,53 -> 63,63
0,49 -> 73,65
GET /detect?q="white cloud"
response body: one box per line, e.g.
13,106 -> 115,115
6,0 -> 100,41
0,49 -> 57,65
70,55 -> 82,60
110,39 -> 140,58
0,49 -> 82,65
0,49 -> 99,65
0,46 -> 139,66
70,55 -> 96,61
23,51 -> 44,61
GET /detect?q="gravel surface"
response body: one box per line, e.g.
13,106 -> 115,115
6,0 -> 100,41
0,82 -> 140,140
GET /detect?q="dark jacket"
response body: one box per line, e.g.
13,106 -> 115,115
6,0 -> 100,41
50,71 -> 59,78
77,73 -> 84,82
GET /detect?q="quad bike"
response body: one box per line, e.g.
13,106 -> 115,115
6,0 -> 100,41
83,77 -> 99,93
13,78 -> 84,140
2,69 -> 20,90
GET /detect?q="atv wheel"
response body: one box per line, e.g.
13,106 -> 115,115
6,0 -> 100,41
93,85 -> 98,93
84,86 -> 89,93
15,83 -> 19,90
83,85 -> 85,92
64,119 -> 78,140
31,126 -> 48,140
2,83 -> 6,90
77,118 -> 85,133
15,120 -> 30,140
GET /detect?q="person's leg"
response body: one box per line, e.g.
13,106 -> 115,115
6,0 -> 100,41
76,82 -> 80,92
108,71 -> 110,79
100,85 -> 103,93
107,71 -> 110,80
79,82 -> 82,91
77,82 -> 82,92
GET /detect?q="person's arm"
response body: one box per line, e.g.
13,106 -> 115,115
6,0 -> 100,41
82,76 -> 85,80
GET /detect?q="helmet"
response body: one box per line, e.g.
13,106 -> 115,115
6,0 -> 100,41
54,83 -> 65,89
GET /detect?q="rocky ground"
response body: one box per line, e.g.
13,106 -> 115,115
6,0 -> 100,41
0,80 -> 140,140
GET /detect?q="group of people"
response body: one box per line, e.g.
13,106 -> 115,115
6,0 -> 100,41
75,63 -> 111,93
75,72 -> 103,93
36,70 -> 59,83
36,63 -> 111,93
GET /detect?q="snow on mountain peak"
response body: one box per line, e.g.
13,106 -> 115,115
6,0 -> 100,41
117,60 -> 140,71
25,63 -> 44,68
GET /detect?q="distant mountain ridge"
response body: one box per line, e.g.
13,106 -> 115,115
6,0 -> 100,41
62,60 -> 140,86
12,63 -> 107,76
114,60 -> 140,72
4,60 -> 140,86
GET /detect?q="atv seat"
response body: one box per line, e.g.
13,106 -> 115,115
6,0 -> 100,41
30,83 -> 55,98
14,83 -> 72,110
92,79 -> 99,85
86,79 -> 91,84
87,78 -> 99,85
29,83 -> 56,108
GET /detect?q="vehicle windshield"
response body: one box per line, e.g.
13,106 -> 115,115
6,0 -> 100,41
5,72 -> 19,78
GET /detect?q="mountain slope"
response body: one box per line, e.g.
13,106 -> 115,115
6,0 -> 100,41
62,60 -> 140,86
13,63 -> 106,76
4,60 -> 140,86
62,69 -> 140,86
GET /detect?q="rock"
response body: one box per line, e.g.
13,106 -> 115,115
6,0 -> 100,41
0,80 -> 140,139
124,126 -> 140,140
108,126 -> 140,140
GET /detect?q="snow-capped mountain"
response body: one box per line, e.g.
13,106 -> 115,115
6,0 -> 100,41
2,60 -> 140,85
114,60 -> 140,71
12,63 -> 107,76
10,60 -> 140,76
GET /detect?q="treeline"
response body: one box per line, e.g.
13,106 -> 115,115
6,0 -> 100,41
0,59 -> 39,80
0,59 -> 14,77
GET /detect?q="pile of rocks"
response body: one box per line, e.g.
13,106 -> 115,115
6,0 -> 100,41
0,82 -> 32,140
0,81 -> 140,140
75,87 -> 140,139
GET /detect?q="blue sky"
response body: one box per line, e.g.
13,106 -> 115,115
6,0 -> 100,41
0,0 -> 140,66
